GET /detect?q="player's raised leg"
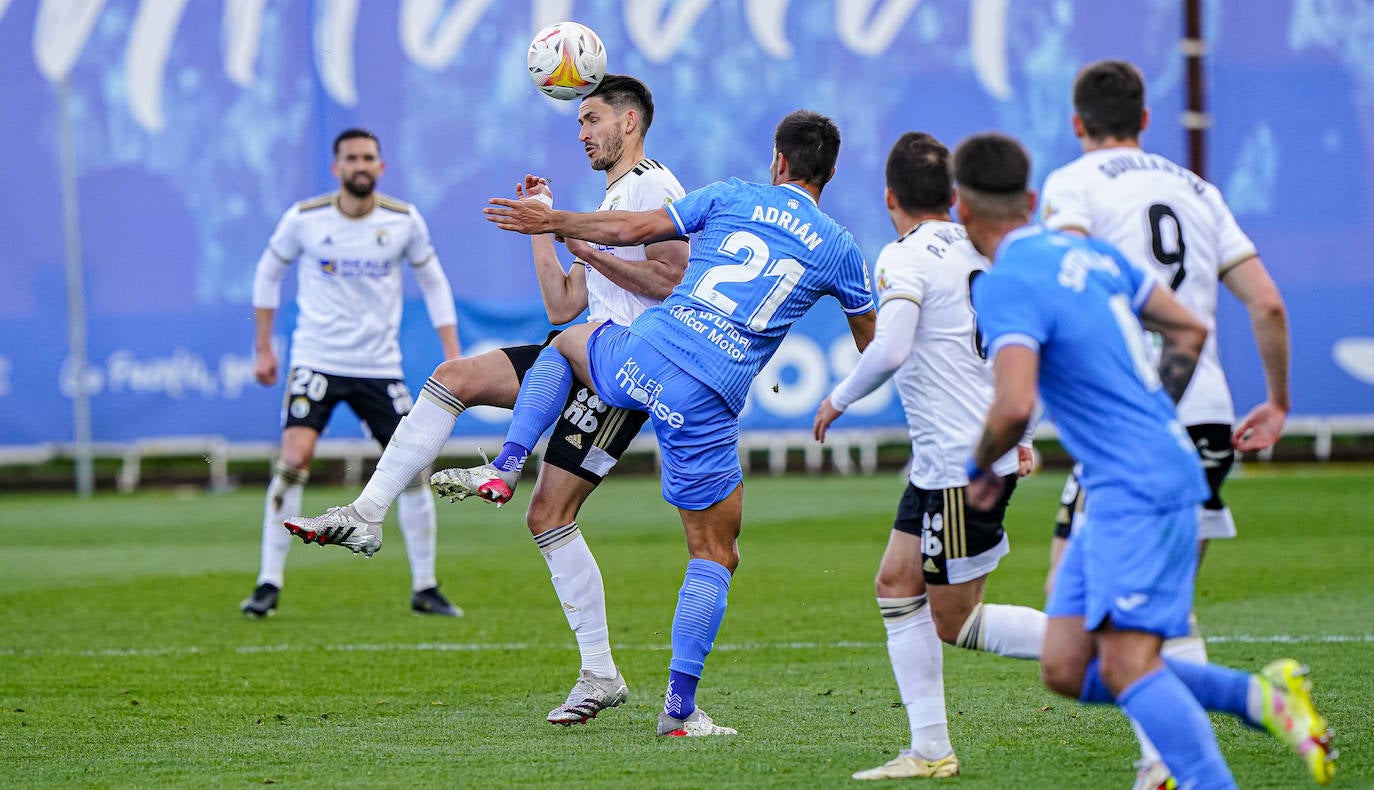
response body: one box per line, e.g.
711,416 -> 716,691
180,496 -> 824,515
286,351 -> 521,553
432,324 -> 599,505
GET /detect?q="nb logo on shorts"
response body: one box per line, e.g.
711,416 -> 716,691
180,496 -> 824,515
562,387 -> 603,433
920,512 -> 944,558
614,357 -> 685,429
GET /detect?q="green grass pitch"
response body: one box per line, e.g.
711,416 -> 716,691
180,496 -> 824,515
1,465 -> 1369,787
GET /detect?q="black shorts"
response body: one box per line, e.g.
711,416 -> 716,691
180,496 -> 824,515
281,367 -> 412,448
501,332 -> 648,485
1188,423 -> 1234,510
894,476 -> 1018,585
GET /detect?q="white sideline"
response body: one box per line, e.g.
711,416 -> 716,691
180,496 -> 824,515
3,634 -> 1371,659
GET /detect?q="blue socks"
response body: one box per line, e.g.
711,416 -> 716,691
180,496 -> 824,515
663,558 -> 732,719
492,346 -> 574,473
1078,657 -> 1256,727
1118,669 -> 1237,789
1164,657 -> 1256,728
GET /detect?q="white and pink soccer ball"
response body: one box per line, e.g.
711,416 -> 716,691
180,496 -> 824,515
527,21 -> 607,101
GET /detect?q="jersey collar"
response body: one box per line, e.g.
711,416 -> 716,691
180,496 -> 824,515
780,183 -> 817,205
994,223 -> 1045,260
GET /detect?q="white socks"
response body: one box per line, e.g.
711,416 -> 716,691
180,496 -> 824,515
878,596 -> 952,760
354,379 -> 463,523
536,523 -> 615,678
398,482 -> 438,592
954,603 -> 1047,659
257,462 -> 307,588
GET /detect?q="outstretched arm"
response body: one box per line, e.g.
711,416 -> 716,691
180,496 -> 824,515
567,236 -> 688,301
485,197 -> 679,246
1221,256 -> 1290,450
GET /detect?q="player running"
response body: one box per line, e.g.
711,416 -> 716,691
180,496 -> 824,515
1040,59 -> 1292,789
959,132 -> 1334,789
812,132 -> 1045,780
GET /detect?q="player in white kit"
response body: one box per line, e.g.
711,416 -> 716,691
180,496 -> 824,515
1040,60 -> 1291,789
813,133 -> 1046,779
241,129 -> 463,619
286,76 -> 690,725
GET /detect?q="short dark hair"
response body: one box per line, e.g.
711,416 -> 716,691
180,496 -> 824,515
886,132 -> 951,214
333,128 -> 380,157
951,132 -> 1031,219
774,110 -> 841,187
586,74 -> 655,135
1073,60 -> 1145,141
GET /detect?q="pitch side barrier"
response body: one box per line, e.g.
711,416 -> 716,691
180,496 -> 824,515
3,418 -> 1373,491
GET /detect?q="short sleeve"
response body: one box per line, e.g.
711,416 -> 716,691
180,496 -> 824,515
833,242 -> 875,315
973,266 -> 1046,356
873,243 -> 929,308
629,168 -> 687,211
1207,185 -> 1258,276
665,180 -> 729,236
405,209 -> 437,266
1040,167 -> 1093,234
267,207 -> 303,261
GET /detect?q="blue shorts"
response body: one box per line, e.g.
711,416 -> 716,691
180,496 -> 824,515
1046,503 -> 1199,638
586,323 -> 743,511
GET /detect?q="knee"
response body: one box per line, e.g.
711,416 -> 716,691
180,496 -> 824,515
1041,658 -> 1083,698
525,496 -> 576,535
691,541 -> 739,573
277,452 -> 311,471
872,566 -> 919,600
431,358 -> 470,397
931,608 -> 965,646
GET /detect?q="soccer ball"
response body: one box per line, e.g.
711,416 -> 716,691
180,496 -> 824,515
527,21 -> 607,101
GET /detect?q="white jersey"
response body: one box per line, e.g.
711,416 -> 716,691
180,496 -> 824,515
264,193 -> 438,379
876,221 -> 1018,489
1041,148 -> 1257,425
581,158 -> 686,325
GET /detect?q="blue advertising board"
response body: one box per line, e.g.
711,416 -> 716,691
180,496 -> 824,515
1,0 -> 1370,446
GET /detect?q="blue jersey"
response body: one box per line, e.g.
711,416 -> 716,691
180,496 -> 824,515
972,225 -> 1207,514
630,178 -> 874,411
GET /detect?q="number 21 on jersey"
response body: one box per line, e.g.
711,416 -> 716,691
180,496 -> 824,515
690,230 -> 804,331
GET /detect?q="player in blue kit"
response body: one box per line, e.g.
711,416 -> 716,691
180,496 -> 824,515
433,110 -> 877,736
955,132 -> 1335,788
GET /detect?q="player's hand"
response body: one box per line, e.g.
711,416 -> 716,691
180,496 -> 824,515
966,468 -> 1005,510
1016,444 -> 1036,477
485,196 -> 554,235
254,349 -> 278,386
813,397 -> 843,443
517,174 -> 553,204
1232,400 -> 1287,452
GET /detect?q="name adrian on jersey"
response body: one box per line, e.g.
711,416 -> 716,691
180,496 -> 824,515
613,357 -> 685,428
750,204 -> 823,250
